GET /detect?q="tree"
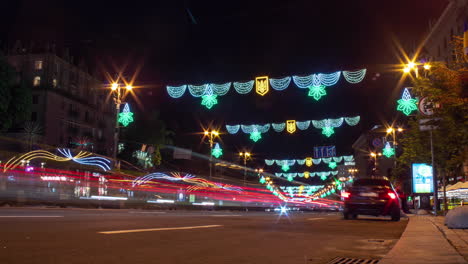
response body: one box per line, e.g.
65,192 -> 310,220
396,37 -> 468,193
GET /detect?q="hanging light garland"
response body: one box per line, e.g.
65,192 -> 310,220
226,116 -> 360,141
275,170 -> 339,180
397,88 -> 418,116
265,155 -> 354,168
166,68 -> 367,108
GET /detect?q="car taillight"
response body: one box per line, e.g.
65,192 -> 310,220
388,192 -> 397,199
341,191 -> 350,199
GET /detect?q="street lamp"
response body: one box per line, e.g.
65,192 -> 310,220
204,130 -> 219,180
239,151 -> 251,186
370,152 -> 382,172
109,82 -> 133,168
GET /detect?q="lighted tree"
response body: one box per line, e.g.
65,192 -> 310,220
118,103 -> 134,127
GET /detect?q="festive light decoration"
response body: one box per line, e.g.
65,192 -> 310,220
259,176 -> 266,184
342,69 -> 367,83
397,88 -> 418,116
233,80 -> 254,94
265,159 -> 275,166
304,171 -> 310,178
308,85 -> 327,100
305,157 -> 313,167
256,76 -> 269,96
296,159 -> 306,165
287,175 -> 293,181
167,85 -> 187,98
250,129 -> 262,142
201,86 -> 218,109
344,116 -> 360,126
272,123 -> 286,132
226,125 -> 240,134
133,150 -> 154,169
266,156 -> 353,168
332,156 -> 343,163
269,77 -> 291,91
382,142 -> 395,158
3,149 -> 111,172
281,163 -> 290,172
166,69 -> 366,108
211,143 -> 223,158
286,120 -> 296,134
328,161 -> 337,169
312,117 -> 345,137
296,120 -> 311,130
118,103 -> 134,127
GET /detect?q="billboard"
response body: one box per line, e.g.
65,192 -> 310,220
412,163 -> 434,193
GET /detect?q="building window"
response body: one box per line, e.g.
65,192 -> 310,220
33,76 -> 41,87
53,78 -> 57,88
34,60 -> 43,70
31,112 -> 37,122
32,95 -> 39,104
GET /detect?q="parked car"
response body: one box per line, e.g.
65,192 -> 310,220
341,177 -> 401,221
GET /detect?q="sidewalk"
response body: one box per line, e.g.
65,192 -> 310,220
380,215 -> 468,264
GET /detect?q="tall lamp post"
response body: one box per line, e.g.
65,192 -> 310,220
110,82 -> 132,168
370,152 -> 382,174
239,151 -> 251,186
204,130 -> 219,180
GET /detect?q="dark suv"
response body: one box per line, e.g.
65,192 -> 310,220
341,177 -> 400,221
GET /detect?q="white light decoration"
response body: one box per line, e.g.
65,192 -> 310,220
343,155 -> 354,162
167,85 -> 187,98
318,71 -> 341,86
292,74 -> 314,88
269,77 -> 291,91
342,69 -> 367,84
188,84 -> 208,97
296,159 -> 306,165
322,157 -> 332,164
233,80 -> 254,94
296,120 -> 311,130
226,125 -> 240,134
333,156 -> 343,163
275,173 -> 283,177
272,123 -> 286,132
211,82 -> 231,96
344,116 -> 360,126
312,158 -> 322,165
57,149 -> 111,171
265,159 -> 275,166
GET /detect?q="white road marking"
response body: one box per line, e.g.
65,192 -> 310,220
0,216 -> 64,218
128,211 -> 167,214
307,218 -> 325,221
99,224 -> 223,234
210,215 -> 242,217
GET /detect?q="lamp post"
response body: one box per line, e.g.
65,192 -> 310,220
204,130 -> 219,180
239,152 -> 251,186
109,82 -> 132,168
370,152 -> 382,174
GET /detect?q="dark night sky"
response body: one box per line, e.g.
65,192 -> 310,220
1,0 -> 448,171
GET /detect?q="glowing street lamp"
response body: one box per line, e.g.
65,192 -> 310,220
239,151 -> 252,186
204,130 -> 220,180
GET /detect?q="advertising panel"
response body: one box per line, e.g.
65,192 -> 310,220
412,163 -> 434,193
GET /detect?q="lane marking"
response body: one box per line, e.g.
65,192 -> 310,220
0,216 -> 64,218
307,218 -> 325,221
99,224 -> 223,234
128,211 -> 167,214
210,215 -> 242,217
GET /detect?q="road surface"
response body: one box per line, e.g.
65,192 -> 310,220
0,207 -> 407,264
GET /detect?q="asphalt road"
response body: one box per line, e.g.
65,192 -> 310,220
0,208 -> 408,264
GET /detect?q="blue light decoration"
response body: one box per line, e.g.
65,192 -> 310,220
269,77 -> 291,91
118,103 -> 134,127
397,88 -> 418,116
342,69 -> 367,84
211,143 -> 223,158
166,69 -> 366,107
226,116 -> 360,140
57,149 -> 111,171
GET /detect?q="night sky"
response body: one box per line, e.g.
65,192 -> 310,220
1,0 -> 448,171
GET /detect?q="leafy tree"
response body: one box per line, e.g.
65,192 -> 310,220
396,37 -> 468,193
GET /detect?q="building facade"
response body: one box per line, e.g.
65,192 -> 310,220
6,47 -> 115,156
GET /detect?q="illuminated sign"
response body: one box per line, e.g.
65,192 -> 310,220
255,76 -> 269,96
412,163 -> 434,193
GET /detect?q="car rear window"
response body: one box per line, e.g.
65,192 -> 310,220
353,179 -> 391,187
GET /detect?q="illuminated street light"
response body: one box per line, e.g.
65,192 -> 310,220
203,130 -> 220,180
126,84 -> 133,90
423,64 -> 431,70
239,152 -> 252,186
403,67 -> 411,73
407,62 -> 416,69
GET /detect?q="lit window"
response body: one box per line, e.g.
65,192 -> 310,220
53,78 -> 57,87
34,60 -> 43,70
33,76 -> 41,87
